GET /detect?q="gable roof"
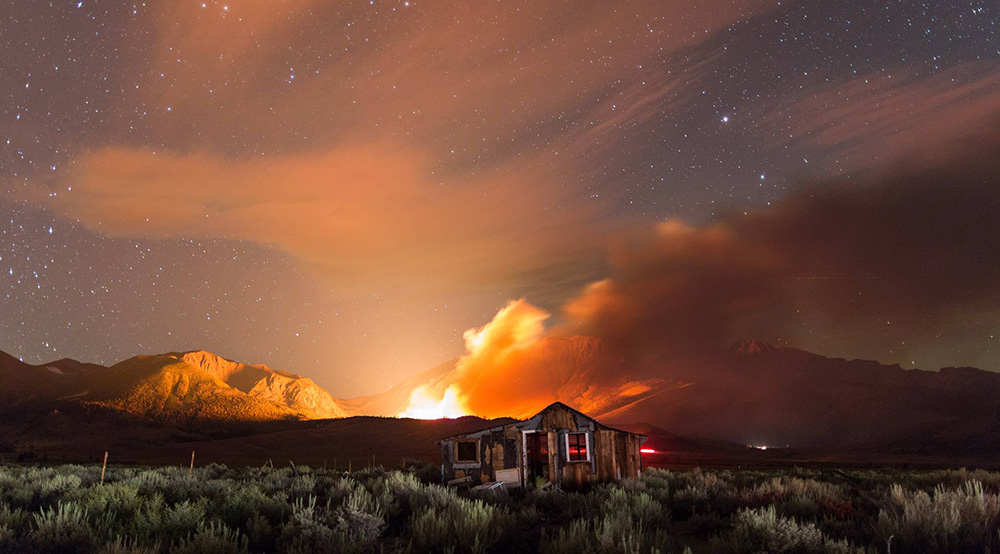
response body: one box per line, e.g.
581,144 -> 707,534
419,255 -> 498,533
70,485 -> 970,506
438,401 -> 646,442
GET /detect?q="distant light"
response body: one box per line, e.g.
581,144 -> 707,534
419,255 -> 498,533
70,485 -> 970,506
721,116 -> 729,123
640,448 -> 656,454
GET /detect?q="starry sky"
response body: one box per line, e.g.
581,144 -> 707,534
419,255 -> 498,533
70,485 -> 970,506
2,0 -> 998,397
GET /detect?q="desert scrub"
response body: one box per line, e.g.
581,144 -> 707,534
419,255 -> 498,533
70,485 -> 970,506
3,462 -> 1000,553
28,501 -> 97,554
170,521 -> 248,554
278,493 -> 386,554
541,484 -> 676,554
216,483 -> 289,529
408,495 -> 513,554
671,469 -> 740,520
541,514 -> 679,554
876,480 -> 1000,553
710,505 -> 862,554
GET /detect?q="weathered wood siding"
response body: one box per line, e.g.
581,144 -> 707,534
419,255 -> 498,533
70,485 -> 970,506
539,405 -> 579,431
440,402 -> 645,487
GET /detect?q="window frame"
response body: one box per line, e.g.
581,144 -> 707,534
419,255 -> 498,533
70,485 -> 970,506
454,440 -> 480,464
565,432 -> 590,463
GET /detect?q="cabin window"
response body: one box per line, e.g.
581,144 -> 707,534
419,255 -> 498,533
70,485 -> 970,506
567,433 -> 588,462
455,441 -> 479,463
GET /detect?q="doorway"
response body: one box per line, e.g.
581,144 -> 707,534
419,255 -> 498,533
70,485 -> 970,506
525,432 -> 550,484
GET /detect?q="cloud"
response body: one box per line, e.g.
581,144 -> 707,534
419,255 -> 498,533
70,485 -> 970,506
399,298 -> 639,419
32,1 -> 779,296
129,1 -> 776,151
753,64 -> 1000,172
559,122 -> 1000,367
391,122 -> 1000,419
41,144 -> 603,292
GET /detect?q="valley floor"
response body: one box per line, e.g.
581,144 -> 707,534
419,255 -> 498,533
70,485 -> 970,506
0,462 -> 998,553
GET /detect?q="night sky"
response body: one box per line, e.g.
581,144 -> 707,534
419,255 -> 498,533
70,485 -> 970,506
2,0 -> 998,397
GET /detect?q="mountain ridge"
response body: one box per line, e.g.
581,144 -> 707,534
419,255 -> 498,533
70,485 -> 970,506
4,341 -> 1000,454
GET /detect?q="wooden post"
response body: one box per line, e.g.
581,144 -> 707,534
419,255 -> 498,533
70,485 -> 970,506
189,451 -> 195,478
100,451 -> 108,484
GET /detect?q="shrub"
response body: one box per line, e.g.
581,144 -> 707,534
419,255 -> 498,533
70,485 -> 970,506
171,521 -> 248,554
876,481 -> 1000,553
97,536 -> 160,554
216,484 -> 288,529
156,500 -> 208,544
408,496 -> 512,554
542,513 -> 677,554
278,494 -> 385,554
710,505 -> 861,554
29,501 -> 96,554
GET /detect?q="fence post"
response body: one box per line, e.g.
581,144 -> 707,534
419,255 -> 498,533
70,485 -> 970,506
189,451 -> 195,478
100,451 -> 108,484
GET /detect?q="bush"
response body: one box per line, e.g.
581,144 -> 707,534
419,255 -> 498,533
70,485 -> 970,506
29,501 -> 96,554
170,521 -> 248,554
542,513 -> 677,554
278,494 -> 385,554
876,481 -> 1000,553
408,496 -> 512,554
710,505 -> 861,554
3,462 -> 1000,553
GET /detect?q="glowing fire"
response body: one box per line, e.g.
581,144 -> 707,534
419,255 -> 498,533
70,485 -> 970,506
398,385 -> 467,419
398,299 -> 549,419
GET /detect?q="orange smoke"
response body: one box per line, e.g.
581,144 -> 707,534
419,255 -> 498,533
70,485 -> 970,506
395,298 -> 655,420
398,299 -> 552,419
398,384 -> 466,419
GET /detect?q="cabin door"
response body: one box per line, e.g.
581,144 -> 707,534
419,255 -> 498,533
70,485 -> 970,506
614,434 -> 628,479
525,432 -> 550,484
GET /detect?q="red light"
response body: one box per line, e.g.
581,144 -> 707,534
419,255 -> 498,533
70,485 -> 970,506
640,448 -> 656,454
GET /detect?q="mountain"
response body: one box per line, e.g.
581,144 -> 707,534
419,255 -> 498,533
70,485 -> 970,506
5,339 -> 1000,456
599,340 -> 1000,452
0,349 -> 347,422
0,350 -> 106,406
338,359 -> 457,417
337,336 -> 670,420
344,337 -> 1000,454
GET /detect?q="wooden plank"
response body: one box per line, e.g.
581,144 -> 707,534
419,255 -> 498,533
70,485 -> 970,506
547,431 -> 558,485
561,461 -> 593,488
540,405 -> 578,431
491,442 -> 505,471
502,438 -> 516,468
600,430 -> 616,481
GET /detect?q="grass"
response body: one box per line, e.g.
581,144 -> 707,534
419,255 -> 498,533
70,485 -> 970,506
0,463 -> 999,553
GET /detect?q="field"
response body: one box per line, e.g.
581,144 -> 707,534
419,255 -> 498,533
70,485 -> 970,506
0,463 -> 999,554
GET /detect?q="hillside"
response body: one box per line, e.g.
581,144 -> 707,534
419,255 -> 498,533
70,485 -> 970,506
341,337 -> 1000,454
597,340 -> 1000,452
0,349 -> 347,422
5,340 -> 1000,456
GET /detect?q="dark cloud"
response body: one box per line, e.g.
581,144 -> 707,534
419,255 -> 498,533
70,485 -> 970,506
560,122 -> 1000,368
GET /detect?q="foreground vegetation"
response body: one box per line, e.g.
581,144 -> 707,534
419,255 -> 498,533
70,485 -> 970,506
0,462 -> 999,553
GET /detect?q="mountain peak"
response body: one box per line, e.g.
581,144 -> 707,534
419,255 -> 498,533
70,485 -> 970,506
731,339 -> 782,355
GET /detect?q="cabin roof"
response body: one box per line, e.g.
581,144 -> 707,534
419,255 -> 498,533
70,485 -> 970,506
438,401 -> 646,442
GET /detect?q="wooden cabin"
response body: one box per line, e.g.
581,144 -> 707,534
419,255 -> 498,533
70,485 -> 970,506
438,402 -> 646,489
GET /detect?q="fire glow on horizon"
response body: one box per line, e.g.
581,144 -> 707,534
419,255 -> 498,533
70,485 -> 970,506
396,300 -> 549,420
398,385 -> 466,419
